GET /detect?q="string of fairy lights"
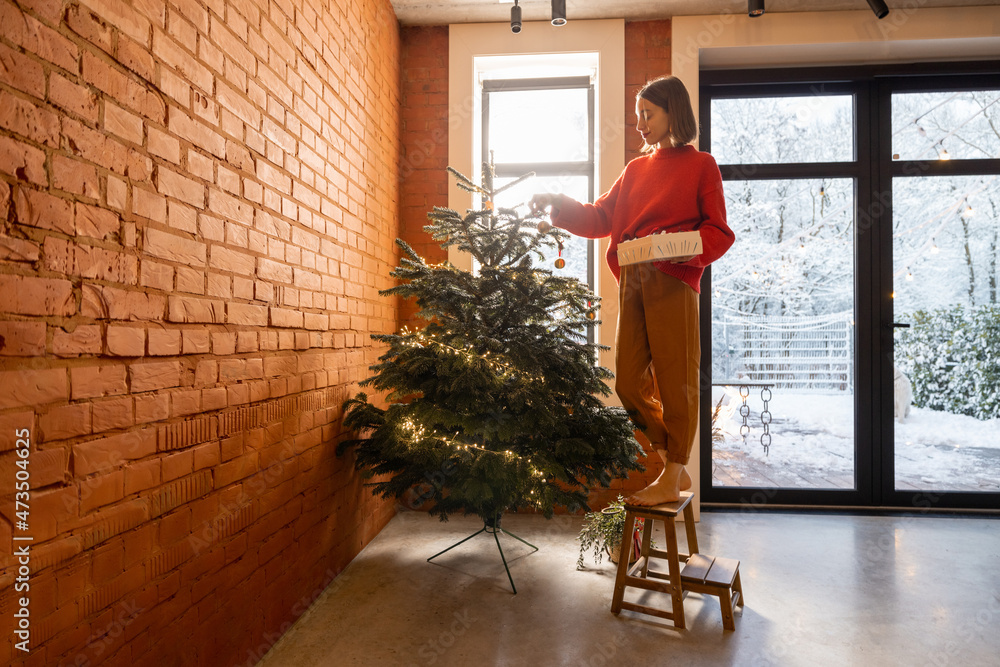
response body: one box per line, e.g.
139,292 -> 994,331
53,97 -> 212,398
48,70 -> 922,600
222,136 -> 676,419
711,179 -> 854,292
889,93 -> 998,285
713,175 -> 994,302
892,177 -> 995,284
397,416 -> 549,498
896,92 -> 1000,162
392,327 -> 551,498
395,326 -> 545,383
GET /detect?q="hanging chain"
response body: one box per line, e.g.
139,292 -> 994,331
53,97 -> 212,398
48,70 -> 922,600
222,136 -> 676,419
739,384 -> 750,445
760,386 -> 772,456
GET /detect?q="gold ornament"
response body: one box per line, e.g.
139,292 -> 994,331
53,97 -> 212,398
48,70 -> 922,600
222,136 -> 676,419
586,311 -> 596,320
537,220 -> 552,234
554,258 -> 566,269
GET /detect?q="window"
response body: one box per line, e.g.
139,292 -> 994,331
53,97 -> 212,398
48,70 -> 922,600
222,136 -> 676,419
476,55 -> 599,341
482,75 -> 595,291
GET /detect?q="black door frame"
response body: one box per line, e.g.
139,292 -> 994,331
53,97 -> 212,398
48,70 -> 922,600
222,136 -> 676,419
699,62 -> 1000,510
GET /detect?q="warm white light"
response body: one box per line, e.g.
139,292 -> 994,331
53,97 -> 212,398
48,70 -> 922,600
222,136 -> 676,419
906,272 -> 914,281
930,244 -> 940,254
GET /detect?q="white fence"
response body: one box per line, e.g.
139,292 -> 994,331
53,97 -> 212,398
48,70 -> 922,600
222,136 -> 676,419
713,314 -> 854,392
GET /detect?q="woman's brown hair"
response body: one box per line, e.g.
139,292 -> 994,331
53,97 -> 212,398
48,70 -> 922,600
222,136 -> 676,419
636,76 -> 698,150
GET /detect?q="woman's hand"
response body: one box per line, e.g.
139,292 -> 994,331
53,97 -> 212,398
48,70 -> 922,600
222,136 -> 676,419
529,193 -> 562,217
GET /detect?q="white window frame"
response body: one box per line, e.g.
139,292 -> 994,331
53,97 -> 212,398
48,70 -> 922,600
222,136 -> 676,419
449,20 -> 625,375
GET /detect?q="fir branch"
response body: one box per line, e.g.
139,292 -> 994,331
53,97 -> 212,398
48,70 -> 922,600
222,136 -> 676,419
492,171 -> 536,197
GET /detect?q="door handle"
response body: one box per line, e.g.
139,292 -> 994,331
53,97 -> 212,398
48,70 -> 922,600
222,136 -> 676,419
892,323 -> 910,328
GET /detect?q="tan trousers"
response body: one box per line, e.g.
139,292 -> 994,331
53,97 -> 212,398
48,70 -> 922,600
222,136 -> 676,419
615,264 -> 700,465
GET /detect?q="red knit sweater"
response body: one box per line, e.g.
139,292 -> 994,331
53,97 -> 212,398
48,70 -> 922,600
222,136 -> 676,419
552,145 -> 734,293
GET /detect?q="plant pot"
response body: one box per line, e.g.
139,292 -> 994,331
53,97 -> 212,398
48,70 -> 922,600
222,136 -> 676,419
607,532 -> 642,564
577,496 -> 650,569
602,507 -> 640,564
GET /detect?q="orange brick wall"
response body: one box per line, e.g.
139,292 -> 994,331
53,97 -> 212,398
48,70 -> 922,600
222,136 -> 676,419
0,0 -> 399,664
398,25 -> 448,326
625,20 -> 672,164
400,26 -> 448,264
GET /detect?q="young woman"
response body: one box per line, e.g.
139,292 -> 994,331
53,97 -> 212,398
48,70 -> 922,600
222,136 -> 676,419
530,76 -> 735,506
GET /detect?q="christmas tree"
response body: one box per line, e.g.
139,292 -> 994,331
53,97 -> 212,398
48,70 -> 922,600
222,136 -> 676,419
339,165 -> 642,529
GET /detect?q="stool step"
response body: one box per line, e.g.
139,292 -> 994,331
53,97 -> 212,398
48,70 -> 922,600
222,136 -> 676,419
681,553 -> 739,587
679,553 -> 744,631
624,491 -> 693,518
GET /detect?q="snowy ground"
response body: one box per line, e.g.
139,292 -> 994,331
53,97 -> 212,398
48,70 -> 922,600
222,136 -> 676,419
711,387 -> 1000,492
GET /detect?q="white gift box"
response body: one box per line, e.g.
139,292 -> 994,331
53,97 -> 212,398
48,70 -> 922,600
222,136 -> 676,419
617,230 -> 703,266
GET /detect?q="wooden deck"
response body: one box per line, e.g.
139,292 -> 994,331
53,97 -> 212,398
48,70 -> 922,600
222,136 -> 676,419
711,448 -> 997,493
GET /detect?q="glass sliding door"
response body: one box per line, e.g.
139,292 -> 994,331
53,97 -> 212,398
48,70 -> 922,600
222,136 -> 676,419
704,87 -> 866,503
702,65 -> 1000,509
888,86 -> 1000,499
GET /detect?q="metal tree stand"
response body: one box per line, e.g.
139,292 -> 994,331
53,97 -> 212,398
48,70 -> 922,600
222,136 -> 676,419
426,515 -> 539,594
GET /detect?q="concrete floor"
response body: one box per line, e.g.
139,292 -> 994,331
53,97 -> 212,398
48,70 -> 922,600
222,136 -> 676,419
258,507 -> 1000,667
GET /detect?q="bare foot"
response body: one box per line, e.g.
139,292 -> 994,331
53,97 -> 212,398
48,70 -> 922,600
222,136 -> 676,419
679,466 -> 692,491
627,461 -> 686,506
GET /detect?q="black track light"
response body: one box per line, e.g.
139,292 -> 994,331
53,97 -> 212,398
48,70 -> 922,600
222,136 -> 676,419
551,0 -> 567,26
866,0 -> 889,19
511,0 -> 521,33
749,0 -> 764,17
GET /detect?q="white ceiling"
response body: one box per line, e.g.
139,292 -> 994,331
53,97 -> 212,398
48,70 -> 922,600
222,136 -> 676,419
390,0 -> 1000,26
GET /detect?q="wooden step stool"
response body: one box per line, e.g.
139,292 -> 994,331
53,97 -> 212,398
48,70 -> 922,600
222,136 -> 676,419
679,552 -> 744,631
610,491 -> 744,630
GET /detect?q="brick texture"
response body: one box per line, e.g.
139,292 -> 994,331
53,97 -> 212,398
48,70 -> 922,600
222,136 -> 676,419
399,26 -> 449,326
625,21 -> 672,165
0,0 -> 400,663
